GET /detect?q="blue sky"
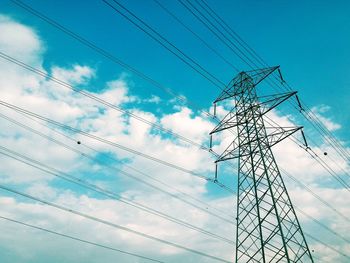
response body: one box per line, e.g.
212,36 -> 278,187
2,0 -> 349,136
3,0 -> 350,111
0,0 -> 350,262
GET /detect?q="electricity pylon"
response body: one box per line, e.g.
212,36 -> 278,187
210,66 -> 314,263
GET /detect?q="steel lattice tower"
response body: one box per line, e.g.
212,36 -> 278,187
210,67 -> 314,263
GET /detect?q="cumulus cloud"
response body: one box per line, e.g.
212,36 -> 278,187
0,15 -> 43,66
0,14 -> 234,262
0,13 -> 349,263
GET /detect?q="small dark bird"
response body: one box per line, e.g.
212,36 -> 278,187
324,152 -> 327,156
77,141 -> 81,145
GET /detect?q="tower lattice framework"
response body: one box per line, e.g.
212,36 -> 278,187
210,67 -> 314,263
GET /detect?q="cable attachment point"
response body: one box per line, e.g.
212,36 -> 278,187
209,134 -> 213,151
295,95 -> 304,112
213,102 -> 217,118
278,67 -> 285,84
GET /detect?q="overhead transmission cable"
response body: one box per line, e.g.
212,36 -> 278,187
0,113 -> 236,225
0,147 -> 236,244
0,47 -> 238,196
0,51 -> 207,151
177,0 -> 259,71
103,0 -> 226,89
103,0 -> 350,198
13,107 -> 344,243
8,0 -> 235,155
198,0 -> 268,67
0,215 -> 165,263
151,0 -> 350,196
9,0 -> 213,120
8,0 -> 350,202
0,176 -> 350,262
0,111 -> 235,221
6,0 -> 348,217
0,99 -> 230,191
177,0 -> 350,192
263,116 -> 350,191
210,168 -> 350,249
152,0 -> 239,72
0,99 -> 234,200
8,0 -> 350,256
305,233 -> 350,261
13,0 -> 350,169
279,166 -> 350,224
294,207 -> 350,244
0,184 -> 233,263
105,0 -> 349,185
0,47 -> 240,196
194,0 -> 350,165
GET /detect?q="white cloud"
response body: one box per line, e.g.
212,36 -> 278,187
51,64 -> 95,85
0,15 -> 43,66
0,14 -> 233,262
161,106 -> 214,144
311,105 -> 341,131
0,13 -> 349,263
144,95 -> 161,104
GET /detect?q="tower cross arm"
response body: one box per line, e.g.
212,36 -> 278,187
258,91 -> 297,115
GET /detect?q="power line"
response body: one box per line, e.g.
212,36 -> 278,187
305,233 -> 350,261
8,0 -> 241,163
195,0 -> 268,69
0,28 -> 348,254
152,0 -> 239,72
13,0 -> 350,171
0,50 -> 239,195
198,0 -> 268,67
0,146 -> 236,244
195,0 -> 350,167
280,167 -> 350,224
262,116 -> 350,192
0,215 -> 165,263
0,184 -> 232,263
0,96 -> 238,200
104,0 -> 350,191
294,207 -> 350,244
301,105 -> 350,163
0,100 -> 235,198
0,99 -> 207,179
60,0 -> 344,203
0,175 -> 349,262
0,50 -> 207,151
178,0 -> 259,71
6,0 -> 350,260
0,111 -> 236,221
7,102 -> 349,258
10,0 -> 215,120
0,43 -> 240,211
178,0 -> 350,194
0,47 -> 261,198
8,0 -> 350,223
103,0 -> 225,89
